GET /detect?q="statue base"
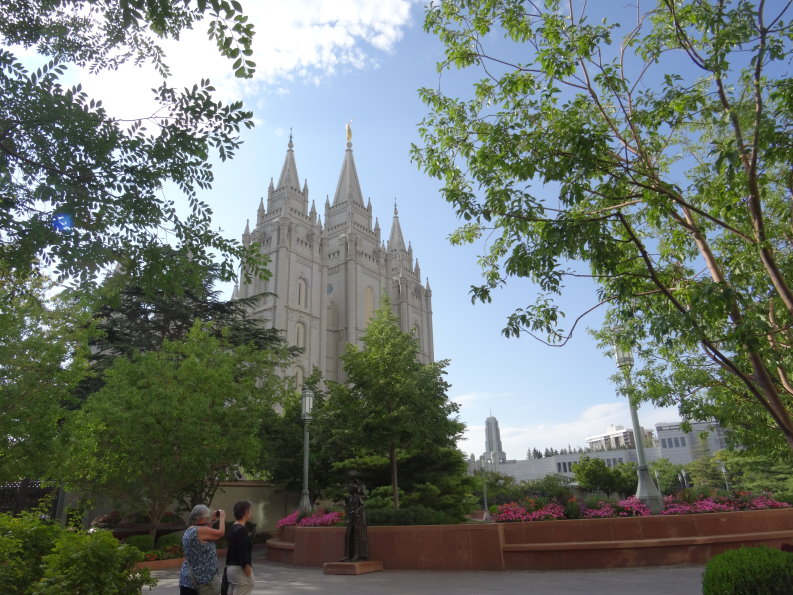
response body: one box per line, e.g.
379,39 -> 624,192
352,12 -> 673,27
323,560 -> 384,575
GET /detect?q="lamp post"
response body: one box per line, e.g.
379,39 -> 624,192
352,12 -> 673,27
614,345 -> 664,514
479,456 -> 492,522
299,385 -> 314,513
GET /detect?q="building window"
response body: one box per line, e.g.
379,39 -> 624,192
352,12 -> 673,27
295,322 -> 305,349
680,436 -> 687,446
297,278 -> 308,308
557,463 -> 562,473
661,438 -> 667,448
673,437 -> 680,447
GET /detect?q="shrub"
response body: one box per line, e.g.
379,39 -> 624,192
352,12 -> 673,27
702,546 -> 793,595
161,511 -> 184,524
0,511 -> 64,592
156,531 -> 183,548
124,534 -> 155,552
34,530 -> 156,594
366,505 -> 455,526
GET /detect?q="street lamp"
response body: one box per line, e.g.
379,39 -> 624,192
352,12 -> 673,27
299,385 -> 314,513
479,456 -> 492,522
614,344 -> 664,514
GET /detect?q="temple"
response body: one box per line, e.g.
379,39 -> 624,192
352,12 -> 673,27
234,132 -> 434,383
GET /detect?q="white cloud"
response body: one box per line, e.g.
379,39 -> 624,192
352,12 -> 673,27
458,402 -> 681,459
70,0 -> 419,121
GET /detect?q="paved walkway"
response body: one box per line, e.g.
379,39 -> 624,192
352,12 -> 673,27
145,552 -> 706,594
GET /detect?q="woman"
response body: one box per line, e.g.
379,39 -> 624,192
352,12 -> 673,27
225,500 -> 255,594
180,504 -> 225,595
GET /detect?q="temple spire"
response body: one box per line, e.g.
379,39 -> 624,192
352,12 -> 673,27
388,202 -> 405,251
276,131 -> 300,191
332,127 -> 364,207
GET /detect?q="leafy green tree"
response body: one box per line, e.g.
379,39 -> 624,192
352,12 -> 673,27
612,462 -> 639,498
72,246 -> 295,402
523,474 -> 573,500
685,457 -> 728,491
415,1 -> 793,452
323,297 -> 464,509
717,450 -> 793,496
474,470 -> 522,506
0,267 -> 91,482
257,372 -> 346,501
60,322 -> 292,538
1,0 -> 264,285
573,456 -> 617,495
650,458 -> 684,495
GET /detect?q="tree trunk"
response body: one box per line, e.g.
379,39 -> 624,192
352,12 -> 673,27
389,445 -> 399,510
148,507 -> 165,542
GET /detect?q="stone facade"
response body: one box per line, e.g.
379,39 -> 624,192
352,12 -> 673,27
234,134 -> 433,383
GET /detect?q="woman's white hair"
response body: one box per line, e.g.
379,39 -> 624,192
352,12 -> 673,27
190,504 -> 212,524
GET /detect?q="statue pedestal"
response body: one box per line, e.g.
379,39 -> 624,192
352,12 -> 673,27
323,560 -> 384,575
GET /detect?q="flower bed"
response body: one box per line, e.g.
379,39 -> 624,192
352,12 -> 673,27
492,493 -> 789,522
276,508 -> 344,528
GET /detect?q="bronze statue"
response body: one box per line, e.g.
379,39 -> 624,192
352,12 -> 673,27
341,471 -> 369,561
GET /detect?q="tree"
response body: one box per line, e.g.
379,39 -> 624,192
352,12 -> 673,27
650,458 -> 684,495
68,245 -> 296,404
474,470 -> 521,506
685,457 -> 727,491
1,0 -> 265,285
0,267 -> 90,482
60,322 -> 292,538
323,297 -> 464,509
415,1 -> 793,452
257,372 -> 346,501
717,449 -> 793,496
612,462 -> 639,498
572,456 -> 617,495
523,474 -> 572,500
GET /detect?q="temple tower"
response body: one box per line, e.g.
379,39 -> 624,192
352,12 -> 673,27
234,131 -> 433,383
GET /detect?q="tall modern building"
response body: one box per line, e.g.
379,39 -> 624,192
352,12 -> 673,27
233,132 -> 434,383
484,415 -> 507,464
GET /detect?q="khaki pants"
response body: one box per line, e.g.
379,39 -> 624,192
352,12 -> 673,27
226,565 -> 254,595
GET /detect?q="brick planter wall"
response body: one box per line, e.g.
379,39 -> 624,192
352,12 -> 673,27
267,508 -> 793,570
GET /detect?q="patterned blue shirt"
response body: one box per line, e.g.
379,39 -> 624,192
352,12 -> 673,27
179,525 -> 219,587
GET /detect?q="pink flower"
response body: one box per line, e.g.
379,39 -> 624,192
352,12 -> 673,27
298,511 -> 343,527
493,502 -> 531,522
276,510 -> 301,528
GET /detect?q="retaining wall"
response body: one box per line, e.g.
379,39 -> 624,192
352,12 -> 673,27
266,508 -> 793,570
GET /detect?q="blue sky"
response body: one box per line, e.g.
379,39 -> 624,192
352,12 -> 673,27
54,0 -> 681,458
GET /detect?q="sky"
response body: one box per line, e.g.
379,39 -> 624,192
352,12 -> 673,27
47,0 -> 682,458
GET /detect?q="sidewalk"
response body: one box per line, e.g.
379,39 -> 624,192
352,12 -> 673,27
145,552 -> 706,594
